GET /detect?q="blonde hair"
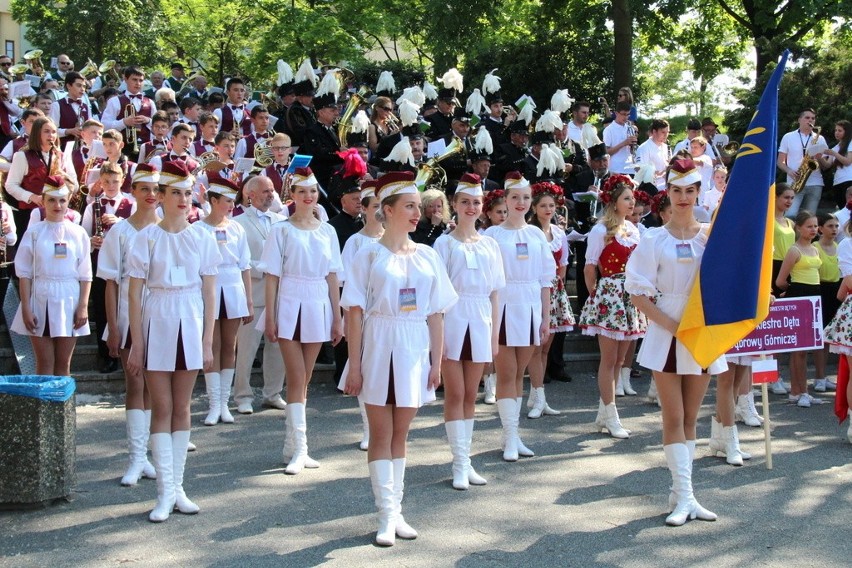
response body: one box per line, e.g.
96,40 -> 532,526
600,184 -> 633,245
421,188 -> 450,223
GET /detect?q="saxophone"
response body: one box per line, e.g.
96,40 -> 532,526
790,127 -> 820,194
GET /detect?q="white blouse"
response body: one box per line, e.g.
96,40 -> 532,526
483,224 -> 554,287
15,220 -> 92,281
193,219 -> 251,273
259,221 -> 342,280
624,225 -> 711,300
584,220 -> 641,266
127,223 -> 221,288
433,234 -> 506,296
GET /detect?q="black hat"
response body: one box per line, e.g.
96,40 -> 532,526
437,87 -> 457,102
293,80 -> 315,97
687,119 -> 701,131
277,82 -> 295,97
339,176 -> 361,194
346,131 -> 368,148
531,131 -> 554,145
452,108 -> 471,124
484,91 -> 503,106
509,120 -> 529,134
469,148 -> 491,163
401,124 -> 424,141
588,142 -> 608,161
313,92 -> 337,110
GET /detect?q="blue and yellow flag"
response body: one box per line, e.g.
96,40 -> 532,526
677,50 -> 789,368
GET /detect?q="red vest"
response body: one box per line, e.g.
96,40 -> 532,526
117,94 -> 154,146
18,150 -> 53,210
192,140 -> 215,157
263,163 -> 287,194
599,240 -> 637,278
88,196 -> 133,236
13,136 -> 28,153
161,153 -> 199,173
244,132 -> 270,160
58,98 -> 90,147
220,105 -> 252,136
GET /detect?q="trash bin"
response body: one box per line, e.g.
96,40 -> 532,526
0,375 -> 76,508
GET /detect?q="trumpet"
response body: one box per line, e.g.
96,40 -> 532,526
124,103 -> 140,156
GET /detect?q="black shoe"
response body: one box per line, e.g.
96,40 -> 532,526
630,368 -> 641,378
100,359 -> 119,374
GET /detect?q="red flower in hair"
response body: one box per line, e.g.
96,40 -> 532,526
484,189 -> 505,211
633,189 -> 651,207
651,191 -> 670,215
600,174 -> 634,205
531,181 -> 565,206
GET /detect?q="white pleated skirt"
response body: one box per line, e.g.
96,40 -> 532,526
496,280 -> 542,347
11,278 -> 90,338
256,275 -> 331,343
142,287 -> 204,372
214,265 -> 249,320
444,293 -> 493,362
101,278 -> 131,349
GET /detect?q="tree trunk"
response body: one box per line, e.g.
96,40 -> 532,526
698,74 -> 706,117
612,0 -> 632,93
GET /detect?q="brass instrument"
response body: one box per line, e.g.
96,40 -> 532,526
8,63 -> 29,81
123,103 -> 140,156
69,153 -> 97,212
337,85 -> 371,143
790,127 -> 821,194
93,194 -> 104,238
624,120 -> 639,169
23,49 -> 45,77
99,60 -> 120,84
191,151 -> 225,176
79,59 -> 101,81
143,147 -> 169,163
253,139 -> 274,169
385,110 -> 400,132
598,96 -> 611,121
176,71 -> 201,98
414,136 -> 465,190
260,91 -> 280,114
719,141 -> 740,159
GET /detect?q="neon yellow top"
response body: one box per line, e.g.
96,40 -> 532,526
790,247 -> 822,285
773,218 -> 795,261
817,241 -> 840,283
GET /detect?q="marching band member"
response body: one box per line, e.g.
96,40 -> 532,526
70,119 -> 104,183
578,174 -> 643,439
625,158 -> 723,526
484,172 -> 554,461
435,173 -> 504,489
149,123 -> 199,174
285,59 -> 317,149
174,97 -> 203,140
234,105 -> 272,160
49,71 -> 91,147
0,108 -> 44,173
194,178 -> 252,426
11,175 -> 92,376
602,102 -> 637,175
165,63 -> 186,92
126,159 -> 221,522
191,112 -> 219,157
232,176 -> 287,414
98,129 -> 137,195
261,167 -> 343,475
101,66 -> 154,158
212,78 -> 251,137
97,163 -> 161,486
137,111 -> 172,163
341,171 -> 456,546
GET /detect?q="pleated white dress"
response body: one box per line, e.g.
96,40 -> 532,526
257,220 -> 342,343
483,224 -> 555,347
194,219 -> 251,319
624,225 -> 727,375
340,231 -> 381,285
127,223 -> 221,372
96,218 -> 144,348
434,233 -> 505,362
11,220 -> 92,337
338,242 -> 458,408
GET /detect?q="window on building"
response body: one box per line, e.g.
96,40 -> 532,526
5,42 -> 14,61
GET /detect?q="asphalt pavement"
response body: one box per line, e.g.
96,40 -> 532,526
1,370 -> 850,568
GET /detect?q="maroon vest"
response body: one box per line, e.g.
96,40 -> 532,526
115,158 -> 136,194
58,98 -> 89,147
187,206 -> 202,224
0,103 -> 13,137
89,196 -> 133,235
179,118 -> 202,140
117,94 -> 154,146
263,163 -> 286,194
18,150 -> 52,210
13,136 -> 28,153
139,139 -> 171,162
193,140 -> 215,157
220,105 -> 252,136
161,153 -> 199,173
231,204 -> 245,218
244,133 -> 270,159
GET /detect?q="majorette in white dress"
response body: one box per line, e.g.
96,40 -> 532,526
624,224 -> 727,374
434,233 -> 505,362
258,220 -> 342,343
483,224 -> 555,347
579,221 -> 645,340
339,242 -> 458,408
11,219 -> 92,337
97,218 -> 144,348
194,219 -> 251,319
340,231 -> 380,286
127,223 -> 221,371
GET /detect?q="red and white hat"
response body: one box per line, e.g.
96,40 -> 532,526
360,179 -> 378,201
503,171 -> 530,191
208,178 -> 240,200
291,167 -> 318,188
42,175 -> 69,198
132,163 -> 160,185
667,158 -> 702,187
455,173 -> 483,197
160,160 -> 194,190
375,171 -> 418,202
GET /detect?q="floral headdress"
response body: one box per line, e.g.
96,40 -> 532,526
484,189 -> 505,211
633,189 -> 651,207
600,174 -> 634,205
650,190 -> 670,215
531,181 -> 565,206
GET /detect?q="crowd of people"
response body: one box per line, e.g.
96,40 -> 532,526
2,53 -> 852,541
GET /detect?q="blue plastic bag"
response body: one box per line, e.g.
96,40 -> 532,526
0,375 -> 76,402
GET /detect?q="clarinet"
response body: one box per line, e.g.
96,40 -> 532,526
93,196 -> 104,238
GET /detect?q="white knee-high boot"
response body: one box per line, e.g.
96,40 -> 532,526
203,372 -> 221,426
664,442 -> 717,526
171,430 -> 199,514
464,418 -> 487,485
285,402 -> 309,474
358,399 -> 370,451
497,398 -> 518,462
445,420 -> 469,490
392,458 -> 418,539
369,460 -> 396,546
121,410 -> 148,486
142,410 -> 156,479
219,369 -> 235,424
515,397 -> 534,457
148,433 -> 175,522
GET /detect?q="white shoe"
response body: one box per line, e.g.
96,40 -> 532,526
602,402 -> 629,439
620,368 -> 637,396
236,401 -> 254,414
483,374 -> 496,405
722,425 -> 743,466
121,409 -> 149,486
464,419 -> 487,486
664,443 -> 717,526
526,387 -> 536,409
445,420 -> 469,490
148,433 -> 175,522
708,417 -> 724,457
814,378 -> 837,392
358,399 -> 370,451
391,458 -> 418,540
171,431 -> 200,514
219,369 -> 235,424
369,460 -> 396,546
497,399 -> 518,462
203,372 -> 221,426
261,395 -> 287,410
735,392 -> 763,427
771,379 -> 789,395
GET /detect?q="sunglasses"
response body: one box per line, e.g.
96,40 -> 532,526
381,107 -> 393,112
0,62 -> 10,67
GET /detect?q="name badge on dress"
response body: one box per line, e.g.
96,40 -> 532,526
463,247 -> 479,269
170,265 -> 188,286
54,242 -> 67,258
676,243 -> 694,263
215,229 -> 227,244
399,288 -> 417,312
516,242 -> 529,260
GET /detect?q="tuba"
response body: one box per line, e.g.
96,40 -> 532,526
790,127 -> 821,194
99,60 -> 120,84
414,136 -> 466,190
719,141 -> 740,158
79,59 -> 101,81
23,49 -> 45,77
337,85 -> 371,143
